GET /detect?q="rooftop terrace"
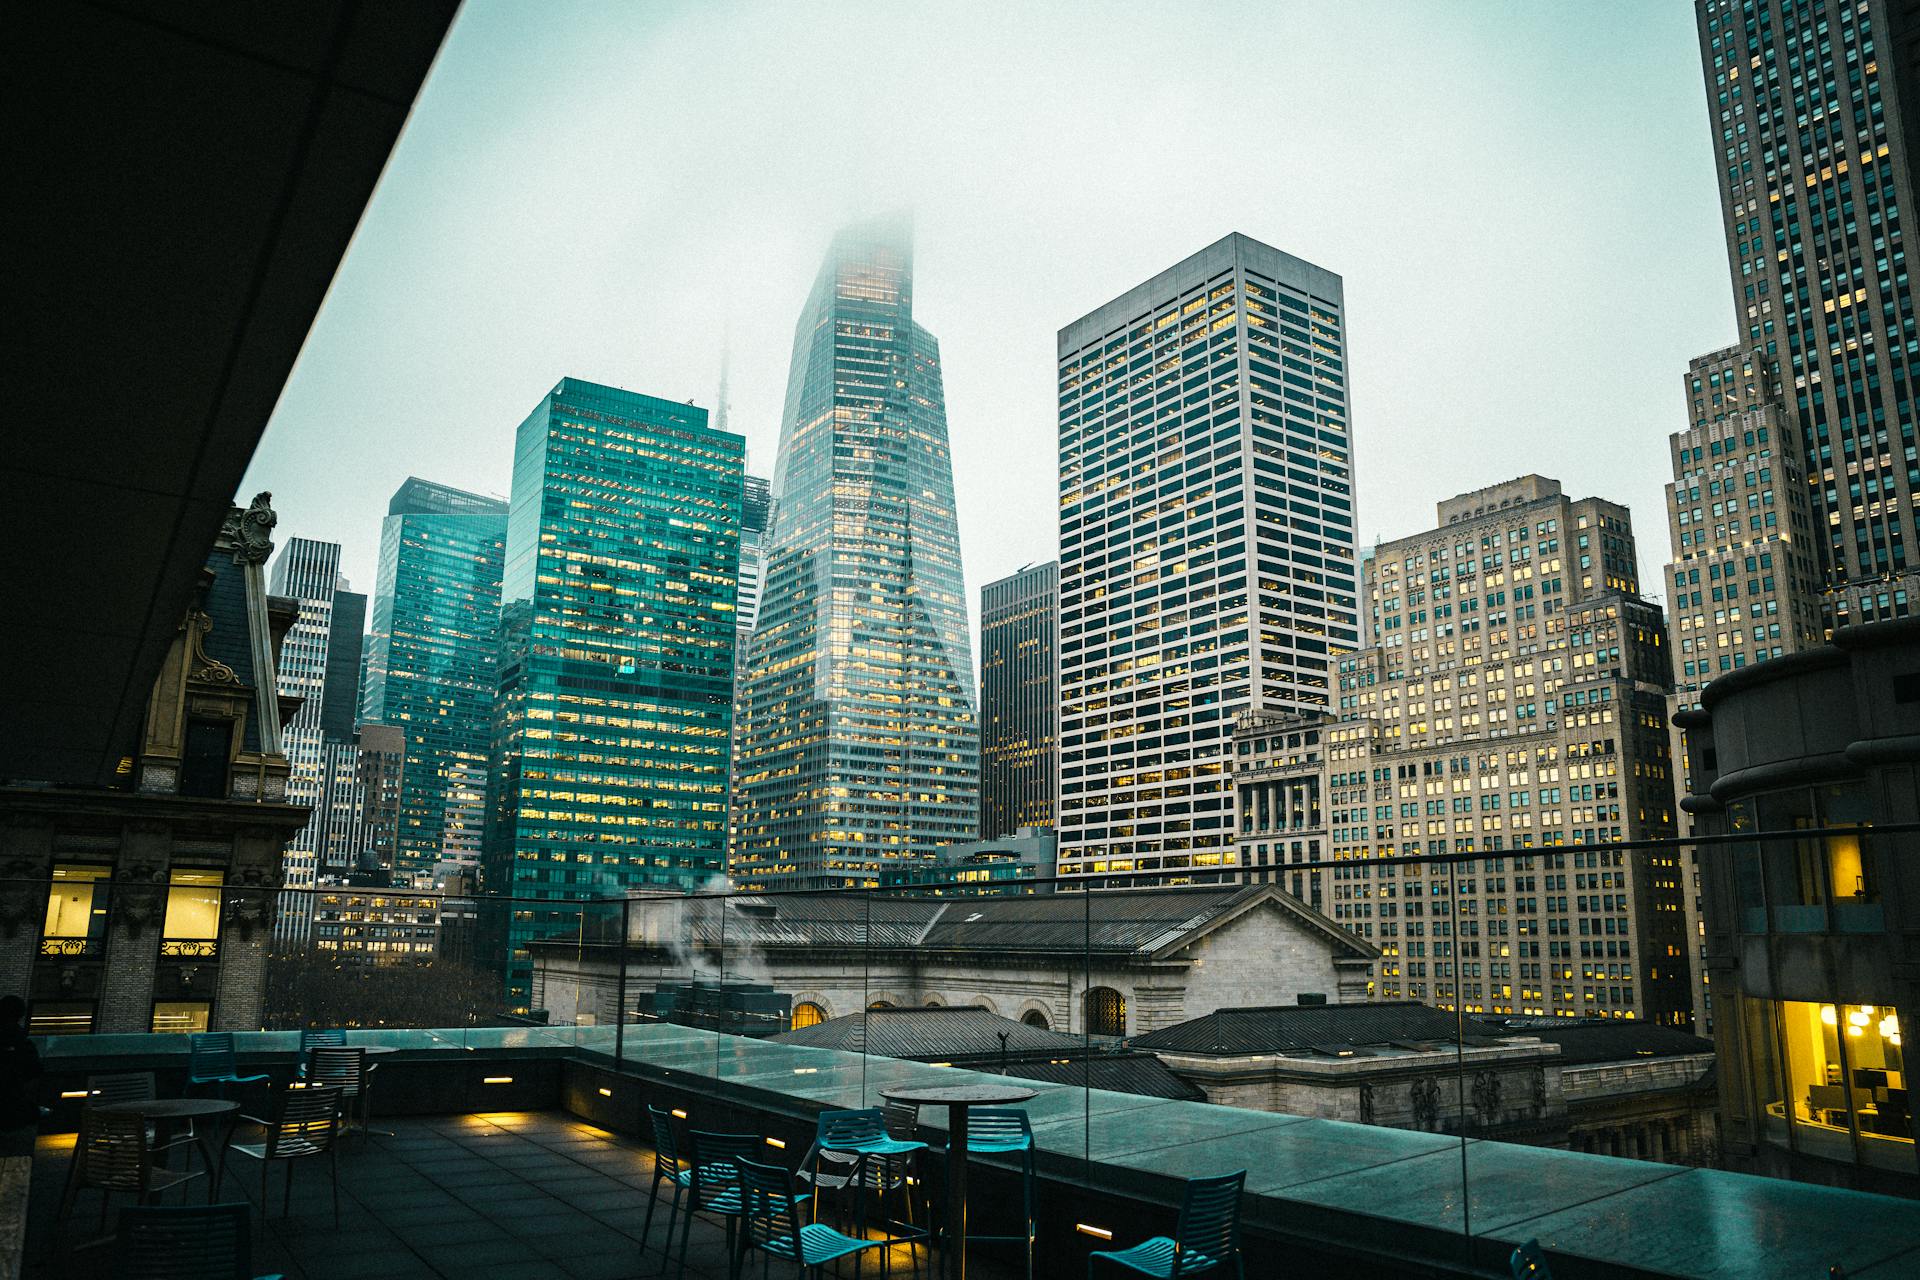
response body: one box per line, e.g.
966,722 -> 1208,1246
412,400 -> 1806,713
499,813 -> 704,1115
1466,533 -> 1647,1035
13,1025 -> 1918,1279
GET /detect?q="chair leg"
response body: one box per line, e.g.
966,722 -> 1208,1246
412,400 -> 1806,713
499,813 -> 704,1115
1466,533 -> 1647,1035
675,1189 -> 692,1280
640,1173 -> 662,1255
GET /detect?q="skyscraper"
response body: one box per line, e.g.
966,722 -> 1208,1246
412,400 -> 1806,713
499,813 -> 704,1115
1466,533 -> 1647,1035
979,561 -> 1058,838
1056,233 -> 1359,883
732,218 -> 980,890
267,536 -> 347,940
486,377 -> 742,1009
1661,346 -> 1827,1031
1696,0 -> 1920,625
725,474 -> 771,861
361,477 -> 508,876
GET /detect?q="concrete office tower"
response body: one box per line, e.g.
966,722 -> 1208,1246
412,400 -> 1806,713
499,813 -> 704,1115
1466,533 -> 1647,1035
361,477 -> 508,875
979,561 -> 1059,838
267,537 -> 348,940
1056,233 -> 1360,883
354,724 -> 405,876
1696,0 -> 1920,625
1275,476 -> 1689,1025
733,218 -> 980,890
1661,345 -> 1827,1031
487,378 -> 743,1010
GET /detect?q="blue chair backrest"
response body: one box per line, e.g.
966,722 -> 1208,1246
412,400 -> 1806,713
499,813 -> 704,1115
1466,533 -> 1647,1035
689,1130 -> 761,1204
1511,1239 -> 1552,1280
1174,1169 -> 1245,1275
736,1157 -> 804,1255
968,1108 -> 1032,1147
300,1028 -> 346,1050
112,1203 -> 252,1279
187,1032 -> 236,1080
647,1105 -> 683,1171
818,1107 -> 885,1149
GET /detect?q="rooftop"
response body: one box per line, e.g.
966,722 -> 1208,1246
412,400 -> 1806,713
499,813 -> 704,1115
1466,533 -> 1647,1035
1129,1000 -> 1507,1058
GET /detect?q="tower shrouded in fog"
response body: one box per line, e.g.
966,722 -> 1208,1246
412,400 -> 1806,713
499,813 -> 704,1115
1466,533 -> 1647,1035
733,217 -> 980,889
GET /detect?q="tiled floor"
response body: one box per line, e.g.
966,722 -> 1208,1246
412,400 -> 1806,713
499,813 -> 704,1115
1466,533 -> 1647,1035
21,1111 -> 959,1280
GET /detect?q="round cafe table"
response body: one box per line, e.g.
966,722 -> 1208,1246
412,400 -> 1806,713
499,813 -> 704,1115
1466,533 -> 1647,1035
880,1083 -> 1036,1280
92,1097 -> 240,1203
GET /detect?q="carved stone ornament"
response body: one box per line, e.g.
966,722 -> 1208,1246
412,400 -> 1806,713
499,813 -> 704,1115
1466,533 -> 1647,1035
187,613 -> 239,685
1473,1069 -> 1503,1122
1358,1081 -> 1376,1125
222,890 -> 275,940
1531,1064 -> 1548,1111
1410,1077 -> 1440,1130
223,492 -> 277,566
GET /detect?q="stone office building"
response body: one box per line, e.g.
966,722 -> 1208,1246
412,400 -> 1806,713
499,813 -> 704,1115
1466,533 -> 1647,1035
1235,477 -> 1692,1026
0,495 -> 309,1034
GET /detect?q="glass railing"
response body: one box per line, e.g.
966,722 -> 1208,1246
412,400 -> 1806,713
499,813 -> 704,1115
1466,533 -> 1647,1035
12,822 -> 1919,1275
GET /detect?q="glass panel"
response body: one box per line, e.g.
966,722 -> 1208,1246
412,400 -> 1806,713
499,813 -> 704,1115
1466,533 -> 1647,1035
151,1001 -> 210,1034
1744,994 -> 1788,1145
1818,783 -> 1882,933
1843,1004 -> 1914,1172
42,865 -> 109,956
1782,999 -> 1857,1163
1726,799 -> 1766,933
161,868 -> 222,957
1756,790 -> 1823,932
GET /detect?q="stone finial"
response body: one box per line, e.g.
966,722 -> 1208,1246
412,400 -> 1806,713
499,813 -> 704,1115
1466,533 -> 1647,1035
222,491 -> 277,565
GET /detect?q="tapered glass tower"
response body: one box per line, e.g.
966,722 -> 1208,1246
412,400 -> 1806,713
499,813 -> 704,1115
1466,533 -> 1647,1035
733,218 -> 979,889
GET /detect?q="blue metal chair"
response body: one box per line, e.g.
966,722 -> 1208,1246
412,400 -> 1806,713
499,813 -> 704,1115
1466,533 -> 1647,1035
677,1129 -> 798,1280
111,1203 -> 283,1279
186,1033 -> 269,1096
639,1105 -> 690,1259
968,1108 -> 1035,1280
1511,1238 -> 1553,1280
736,1156 -> 889,1279
297,1029 -> 345,1051
1088,1170 -> 1245,1278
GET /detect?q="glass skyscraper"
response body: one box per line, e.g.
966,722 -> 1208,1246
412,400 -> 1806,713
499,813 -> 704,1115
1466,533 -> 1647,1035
1697,0 -> 1919,624
360,477 -> 509,876
1057,233 -> 1359,883
267,536 -> 347,940
486,377 -> 742,1008
733,218 -> 979,890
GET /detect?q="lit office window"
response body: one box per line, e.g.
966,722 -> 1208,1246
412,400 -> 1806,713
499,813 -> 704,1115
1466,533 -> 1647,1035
160,869 -> 223,958
41,865 -> 110,957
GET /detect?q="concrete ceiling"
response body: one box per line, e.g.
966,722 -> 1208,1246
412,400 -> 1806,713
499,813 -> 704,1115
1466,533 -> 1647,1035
5,0 -> 457,788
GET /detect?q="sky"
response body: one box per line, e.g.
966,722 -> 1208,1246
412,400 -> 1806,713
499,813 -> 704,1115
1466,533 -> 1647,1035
245,0 -> 1735,640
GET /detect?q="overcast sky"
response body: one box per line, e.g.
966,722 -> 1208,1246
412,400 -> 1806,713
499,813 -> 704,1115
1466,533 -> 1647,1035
245,0 -> 1733,638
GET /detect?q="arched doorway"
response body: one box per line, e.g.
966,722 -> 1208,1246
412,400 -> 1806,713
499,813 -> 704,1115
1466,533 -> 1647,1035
1084,987 -> 1126,1037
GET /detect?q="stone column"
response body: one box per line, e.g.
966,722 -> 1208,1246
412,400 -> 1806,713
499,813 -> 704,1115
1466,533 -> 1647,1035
99,821 -> 169,1034
0,818 -> 53,1000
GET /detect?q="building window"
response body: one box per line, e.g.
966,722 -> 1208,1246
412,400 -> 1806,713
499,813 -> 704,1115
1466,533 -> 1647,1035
1750,998 -> 1911,1172
1729,783 -> 1881,935
179,717 -> 232,798
151,1001 -> 211,1035
41,865 -> 110,957
160,870 -> 223,958
27,1001 -> 94,1036
1021,1009 -> 1051,1030
1085,987 -> 1126,1037
791,1002 -> 826,1030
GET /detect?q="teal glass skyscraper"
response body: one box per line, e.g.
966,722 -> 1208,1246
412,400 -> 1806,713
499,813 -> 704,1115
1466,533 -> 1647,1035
361,478 -> 509,876
733,218 -> 979,890
487,378 -> 742,1008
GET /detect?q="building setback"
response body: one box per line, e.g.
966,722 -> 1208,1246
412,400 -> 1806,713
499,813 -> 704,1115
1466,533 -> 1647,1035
1241,476 -> 1690,1026
1696,0 -> 1920,626
979,561 -> 1059,838
733,218 -> 979,889
486,377 -> 743,1011
1056,233 -> 1360,883
1662,344 -> 1828,1032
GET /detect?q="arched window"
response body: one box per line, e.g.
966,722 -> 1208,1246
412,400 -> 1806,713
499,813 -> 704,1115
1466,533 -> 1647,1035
791,1001 -> 827,1030
1084,987 -> 1126,1037
923,998 -> 944,1008
1021,1009 -> 1051,1030
867,1000 -> 895,1010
